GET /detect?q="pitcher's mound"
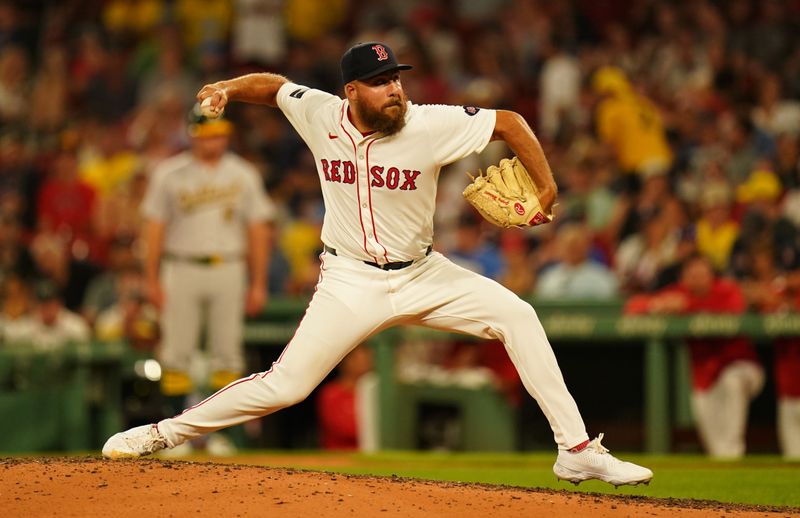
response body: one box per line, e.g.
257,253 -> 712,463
0,458 -> 792,517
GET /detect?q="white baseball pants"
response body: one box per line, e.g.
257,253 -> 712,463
778,398 -> 800,460
691,360 -> 764,459
157,251 -> 589,450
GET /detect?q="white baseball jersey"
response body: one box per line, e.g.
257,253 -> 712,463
142,152 -> 275,256
276,82 -> 496,264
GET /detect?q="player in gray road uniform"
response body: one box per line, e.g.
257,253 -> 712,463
140,106 -> 275,414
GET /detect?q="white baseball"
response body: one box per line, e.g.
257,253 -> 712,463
200,96 -> 223,118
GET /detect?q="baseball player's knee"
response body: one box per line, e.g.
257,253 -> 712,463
717,362 -> 762,398
269,379 -> 316,407
496,298 -> 538,329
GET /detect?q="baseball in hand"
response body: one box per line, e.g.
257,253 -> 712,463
200,97 -> 224,118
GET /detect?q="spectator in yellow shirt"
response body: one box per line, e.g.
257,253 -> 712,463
592,66 -> 673,191
696,180 -> 739,271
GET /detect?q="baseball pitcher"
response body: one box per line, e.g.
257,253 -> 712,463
104,42 -> 652,487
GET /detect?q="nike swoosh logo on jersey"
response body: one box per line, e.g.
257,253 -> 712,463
328,133 -> 338,139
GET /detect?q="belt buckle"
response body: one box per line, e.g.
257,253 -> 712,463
208,255 -> 223,266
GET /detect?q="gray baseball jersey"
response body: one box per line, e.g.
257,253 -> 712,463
142,151 -> 275,256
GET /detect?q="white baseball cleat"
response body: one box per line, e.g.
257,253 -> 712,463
553,433 -> 653,487
102,424 -> 168,459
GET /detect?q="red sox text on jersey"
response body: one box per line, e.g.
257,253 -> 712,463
320,159 -> 421,190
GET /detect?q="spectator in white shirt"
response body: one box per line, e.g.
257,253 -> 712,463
3,279 -> 90,351
535,223 -> 619,300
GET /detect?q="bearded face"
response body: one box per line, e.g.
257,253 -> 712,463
352,94 -> 408,136
348,71 -> 410,136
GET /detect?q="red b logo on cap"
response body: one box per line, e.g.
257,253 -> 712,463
372,45 -> 389,61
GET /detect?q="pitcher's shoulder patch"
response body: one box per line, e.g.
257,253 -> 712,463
463,106 -> 480,116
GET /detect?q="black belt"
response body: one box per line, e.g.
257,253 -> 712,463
165,253 -> 242,265
323,245 -> 432,271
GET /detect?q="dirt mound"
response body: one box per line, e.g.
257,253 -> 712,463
1,458 -> 796,517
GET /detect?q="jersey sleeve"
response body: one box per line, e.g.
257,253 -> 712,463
420,104 -> 497,166
276,82 -> 340,145
140,165 -> 170,221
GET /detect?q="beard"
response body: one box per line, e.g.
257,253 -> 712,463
353,95 -> 408,136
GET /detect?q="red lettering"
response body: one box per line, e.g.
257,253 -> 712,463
386,167 -> 400,190
400,170 -> 421,190
330,160 -> 342,182
321,159 -> 331,181
370,166 -> 385,187
343,161 -> 356,184
373,45 -> 389,61
367,165 -> 420,190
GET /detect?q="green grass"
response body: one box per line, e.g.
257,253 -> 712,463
231,450 -> 800,508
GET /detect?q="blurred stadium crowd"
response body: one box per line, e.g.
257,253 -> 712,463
2,0 -> 800,455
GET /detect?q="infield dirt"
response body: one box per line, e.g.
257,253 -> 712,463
1,458 -> 798,517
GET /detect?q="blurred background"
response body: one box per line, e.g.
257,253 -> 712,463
1,0 -> 800,459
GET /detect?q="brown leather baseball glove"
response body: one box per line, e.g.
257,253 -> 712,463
462,156 -> 555,228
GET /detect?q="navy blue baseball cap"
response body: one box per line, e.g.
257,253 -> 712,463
340,42 -> 413,84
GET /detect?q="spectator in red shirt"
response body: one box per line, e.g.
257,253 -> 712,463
626,254 -> 764,458
36,144 -> 97,253
316,345 -> 374,450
